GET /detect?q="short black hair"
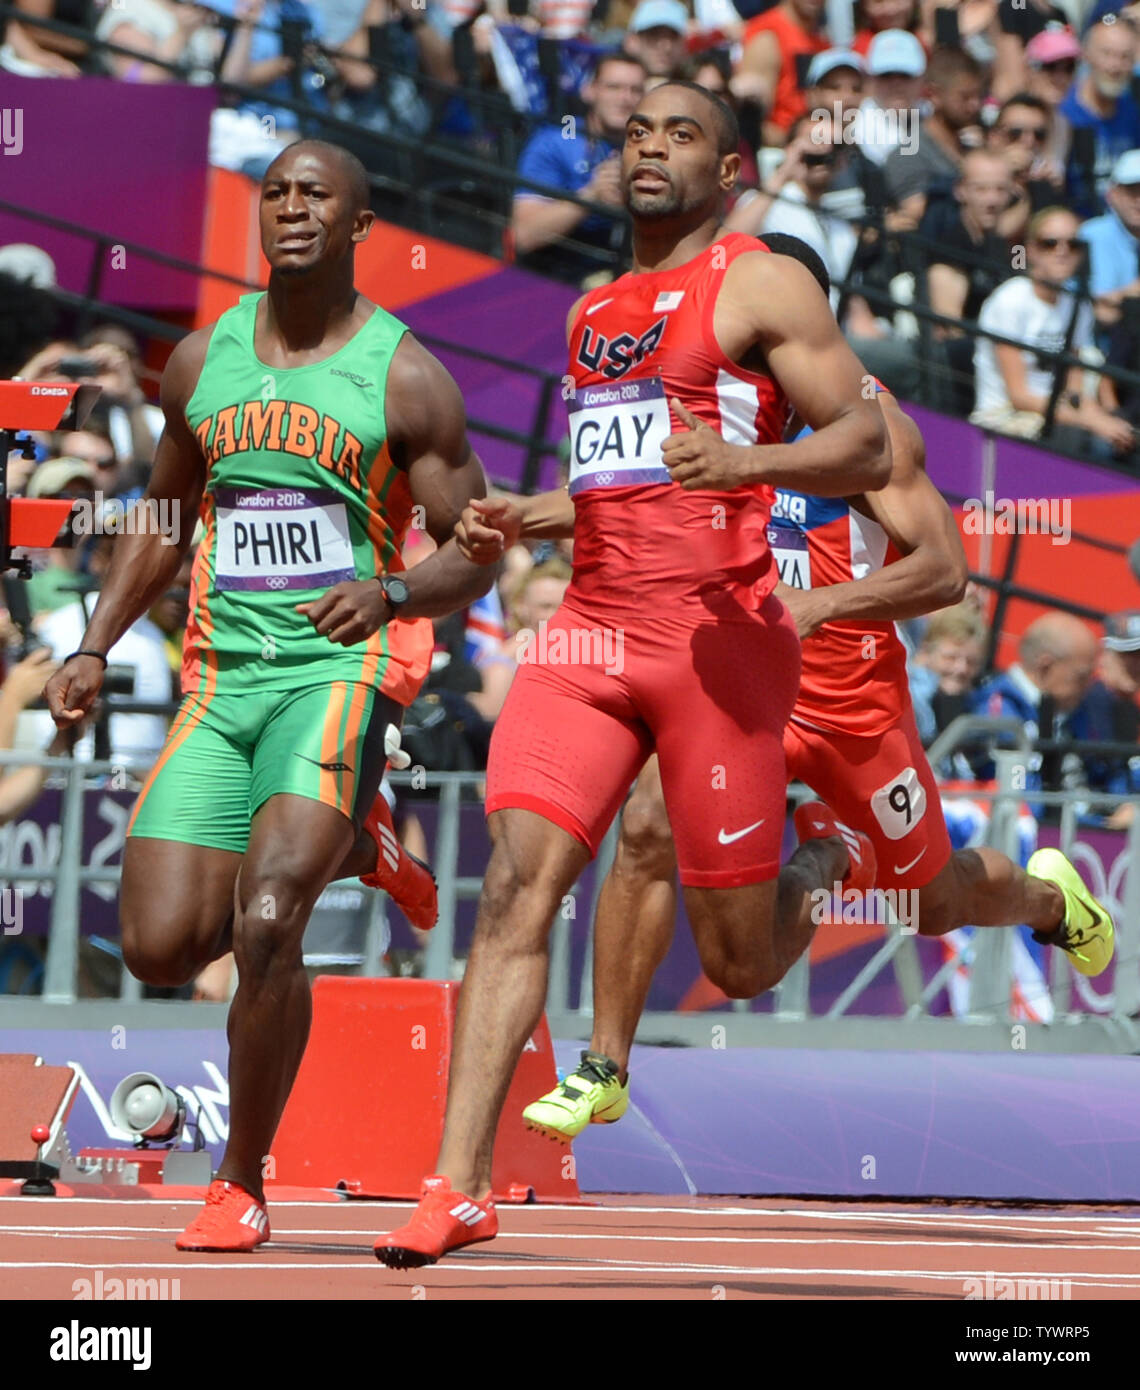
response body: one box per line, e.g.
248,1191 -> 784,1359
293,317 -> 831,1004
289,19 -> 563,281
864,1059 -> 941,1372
651,79 -> 740,156
591,49 -> 648,84
266,139 -> 371,211
996,91 -> 1050,123
758,232 -> 831,299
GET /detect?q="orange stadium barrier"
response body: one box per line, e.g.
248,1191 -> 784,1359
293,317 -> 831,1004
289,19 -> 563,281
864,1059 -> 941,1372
270,977 -> 580,1203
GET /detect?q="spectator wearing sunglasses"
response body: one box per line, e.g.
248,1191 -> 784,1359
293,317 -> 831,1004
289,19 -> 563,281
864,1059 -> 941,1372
972,206 -> 1134,458
1025,24 -> 1079,168
1080,148 -> 1140,320
985,91 -> 1064,241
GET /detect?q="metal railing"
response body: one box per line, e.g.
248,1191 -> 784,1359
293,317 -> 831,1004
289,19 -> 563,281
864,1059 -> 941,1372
1,720 -> 1136,1051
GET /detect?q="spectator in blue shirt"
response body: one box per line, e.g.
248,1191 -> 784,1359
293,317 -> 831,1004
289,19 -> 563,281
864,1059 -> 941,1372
1080,610 -> 1140,824
969,611 -> 1101,817
511,50 -> 646,283
220,0 -> 330,144
1080,147 -> 1140,320
1062,15 -> 1140,216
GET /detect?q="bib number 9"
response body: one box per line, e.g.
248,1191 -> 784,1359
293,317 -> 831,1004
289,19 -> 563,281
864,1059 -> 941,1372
870,766 -> 927,842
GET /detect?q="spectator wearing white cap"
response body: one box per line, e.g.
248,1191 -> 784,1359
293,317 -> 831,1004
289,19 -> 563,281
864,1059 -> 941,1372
805,44 -> 864,124
1061,15 -> 1140,218
882,44 -> 985,230
801,48 -> 880,221
1080,148 -> 1140,320
624,0 -> 690,83
850,26 -> 927,169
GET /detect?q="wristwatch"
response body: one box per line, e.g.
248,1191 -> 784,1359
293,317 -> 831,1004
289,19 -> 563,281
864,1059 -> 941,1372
378,575 -> 410,615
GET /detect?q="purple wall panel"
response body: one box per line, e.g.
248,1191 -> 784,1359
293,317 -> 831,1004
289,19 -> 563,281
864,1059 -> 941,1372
0,76 -> 214,311
4,1028 -> 1140,1200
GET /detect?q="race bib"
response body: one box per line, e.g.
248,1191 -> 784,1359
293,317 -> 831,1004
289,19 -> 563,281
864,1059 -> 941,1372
870,766 -> 928,842
214,487 -> 355,593
567,376 -> 672,495
768,519 -> 812,590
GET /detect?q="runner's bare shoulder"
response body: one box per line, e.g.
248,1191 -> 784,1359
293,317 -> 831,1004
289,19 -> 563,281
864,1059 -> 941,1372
160,325 -> 217,420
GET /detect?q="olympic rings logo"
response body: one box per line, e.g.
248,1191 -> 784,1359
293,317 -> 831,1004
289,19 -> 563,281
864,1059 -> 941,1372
265,576 -> 290,590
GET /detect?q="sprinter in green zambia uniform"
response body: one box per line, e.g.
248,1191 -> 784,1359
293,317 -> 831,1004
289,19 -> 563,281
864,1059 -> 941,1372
123,290 -> 436,850
45,141 -> 495,1253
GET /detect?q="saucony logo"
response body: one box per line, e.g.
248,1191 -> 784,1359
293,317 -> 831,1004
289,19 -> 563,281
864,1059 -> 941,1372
330,368 -> 373,389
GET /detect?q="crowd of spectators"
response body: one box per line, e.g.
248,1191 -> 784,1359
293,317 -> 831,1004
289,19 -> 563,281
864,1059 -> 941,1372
12,0 -> 1140,457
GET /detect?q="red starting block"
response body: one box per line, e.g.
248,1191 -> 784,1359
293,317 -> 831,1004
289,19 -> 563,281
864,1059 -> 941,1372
0,1054 -> 81,1194
271,977 -> 581,1203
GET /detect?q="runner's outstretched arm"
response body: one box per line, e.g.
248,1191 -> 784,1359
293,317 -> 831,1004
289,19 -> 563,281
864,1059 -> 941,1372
454,490 -> 575,565
44,329 -> 211,726
298,336 -> 497,643
777,394 -> 968,637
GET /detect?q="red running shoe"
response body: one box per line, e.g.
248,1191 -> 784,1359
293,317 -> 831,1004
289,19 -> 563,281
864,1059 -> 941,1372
374,1175 -> 498,1268
175,1180 -> 269,1252
360,792 -> 438,931
794,801 -> 877,893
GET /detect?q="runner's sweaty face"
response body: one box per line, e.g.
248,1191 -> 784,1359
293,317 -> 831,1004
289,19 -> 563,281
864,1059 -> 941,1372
259,148 -> 369,275
622,87 -> 734,222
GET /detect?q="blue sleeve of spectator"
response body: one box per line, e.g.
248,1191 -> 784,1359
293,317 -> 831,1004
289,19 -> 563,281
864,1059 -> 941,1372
517,130 -> 569,197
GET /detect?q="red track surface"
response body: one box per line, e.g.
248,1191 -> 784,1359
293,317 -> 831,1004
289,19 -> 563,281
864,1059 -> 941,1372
2,1193 -> 1139,1299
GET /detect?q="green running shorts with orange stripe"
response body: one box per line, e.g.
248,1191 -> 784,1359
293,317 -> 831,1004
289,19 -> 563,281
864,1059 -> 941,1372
127,681 -> 393,853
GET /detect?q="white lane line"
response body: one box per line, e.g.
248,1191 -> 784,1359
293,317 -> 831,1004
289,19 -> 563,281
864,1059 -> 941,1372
3,1226 -> 1139,1257
4,1196 -> 1138,1226
2,1259 -> 1138,1289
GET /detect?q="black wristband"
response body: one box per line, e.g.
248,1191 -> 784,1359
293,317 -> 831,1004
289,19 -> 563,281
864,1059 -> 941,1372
64,649 -> 108,668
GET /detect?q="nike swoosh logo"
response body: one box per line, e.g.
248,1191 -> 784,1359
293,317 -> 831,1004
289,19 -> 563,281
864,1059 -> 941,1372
293,753 -> 353,772
585,298 -> 613,315
718,820 -> 765,845
893,846 -> 927,875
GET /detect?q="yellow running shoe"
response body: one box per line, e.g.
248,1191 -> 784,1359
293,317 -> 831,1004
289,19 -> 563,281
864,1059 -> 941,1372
523,1051 -> 629,1143
1027,848 -> 1116,977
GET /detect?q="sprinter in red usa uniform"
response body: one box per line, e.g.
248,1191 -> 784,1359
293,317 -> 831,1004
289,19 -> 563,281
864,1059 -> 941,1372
374,80 -> 892,1266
